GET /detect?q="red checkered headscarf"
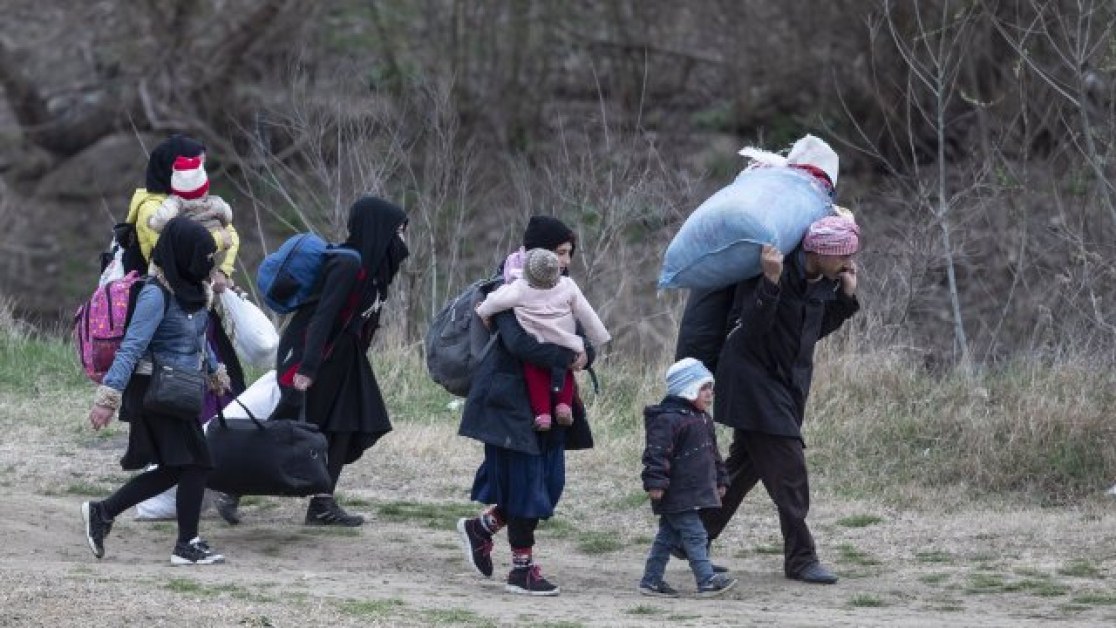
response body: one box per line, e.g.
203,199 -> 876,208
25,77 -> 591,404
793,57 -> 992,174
803,215 -> 860,256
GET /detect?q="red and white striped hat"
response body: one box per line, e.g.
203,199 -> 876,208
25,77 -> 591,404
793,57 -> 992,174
170,155 -> 209,200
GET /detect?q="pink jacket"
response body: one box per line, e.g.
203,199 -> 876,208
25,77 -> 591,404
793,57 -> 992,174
476,276 -> 611,353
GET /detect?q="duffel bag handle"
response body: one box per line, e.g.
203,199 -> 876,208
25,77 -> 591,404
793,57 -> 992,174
213,399 -> 267,431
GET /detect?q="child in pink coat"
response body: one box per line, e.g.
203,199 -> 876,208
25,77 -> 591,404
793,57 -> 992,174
476,248 -> 610,430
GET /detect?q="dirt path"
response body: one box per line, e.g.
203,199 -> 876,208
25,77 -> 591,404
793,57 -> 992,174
2,395 -> 1115,627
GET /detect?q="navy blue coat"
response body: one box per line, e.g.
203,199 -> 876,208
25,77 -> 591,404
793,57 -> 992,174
457,310 -> 594,456
642,396 -> 727,515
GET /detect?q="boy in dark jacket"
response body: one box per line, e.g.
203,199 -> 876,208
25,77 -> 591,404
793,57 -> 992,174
638,358 -> 738,598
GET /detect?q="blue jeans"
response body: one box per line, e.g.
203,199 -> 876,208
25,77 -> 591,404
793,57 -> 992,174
640,510 -> 714,587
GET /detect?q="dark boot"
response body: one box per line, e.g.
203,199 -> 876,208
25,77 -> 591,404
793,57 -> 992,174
215,493 -> 241,526
305,495 -> 364,527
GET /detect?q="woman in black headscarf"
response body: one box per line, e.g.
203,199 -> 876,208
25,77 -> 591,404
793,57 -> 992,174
271,196 -> 409,526
455,215 -> 597,596
83,217 -> 231,565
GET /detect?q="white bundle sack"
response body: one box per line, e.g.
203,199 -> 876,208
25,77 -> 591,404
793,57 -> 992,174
217,290 -> 279,368
221,370 -> 281,420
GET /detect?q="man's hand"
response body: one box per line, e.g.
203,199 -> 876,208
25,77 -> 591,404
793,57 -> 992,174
718,485 -> 727,499
647,489 -> 664,501
571,351 -> 588,371
838,260 -> 858,296
761,244 -> 784,284
88,405 -> 114,430
293,373 -> 313,391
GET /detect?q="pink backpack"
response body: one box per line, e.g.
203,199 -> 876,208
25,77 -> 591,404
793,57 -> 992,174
73,271 -> 145,383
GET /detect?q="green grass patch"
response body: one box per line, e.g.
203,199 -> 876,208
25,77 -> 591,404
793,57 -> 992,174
576,530 -> 624,554
298,526 -> 361,538
338,598 -> 406,618
915,550 -> 954,563
1071,591 -> 1116,605
965,572 -> 1007,594
748,543 -> 782,555
1057,559 -> 1102,578
963,572 -> 1067,596
849,594 -> 886,607
540,622 -> 585,628
0,332 -> 86,393
836,514 -> 883,528
625,605 -> 665,615
919,572 -> 950,585
620,490 -> 648,509
837,543 -> 880,566
375,500 -> 476,529
538,517 -> 575,539
64,482 -> 109,496
165,578 -> 206,594
421,608 -> 494,625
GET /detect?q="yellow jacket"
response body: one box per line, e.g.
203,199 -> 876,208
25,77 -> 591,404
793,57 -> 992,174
126,189 -> 239,277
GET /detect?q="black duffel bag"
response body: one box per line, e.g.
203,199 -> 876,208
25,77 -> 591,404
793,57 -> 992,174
206,400 -> 331,497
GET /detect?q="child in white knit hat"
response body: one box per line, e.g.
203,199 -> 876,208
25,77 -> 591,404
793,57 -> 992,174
475,247 -> 610,431
147,155 -> 235,270
638,358 -> 737,598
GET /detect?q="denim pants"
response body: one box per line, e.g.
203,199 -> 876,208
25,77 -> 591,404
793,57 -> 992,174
640,510 -> 714,587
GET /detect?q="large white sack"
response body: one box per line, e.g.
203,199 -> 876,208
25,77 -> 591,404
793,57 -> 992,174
658,167 -> 832,290
217,290 -> 279,368
221,370 -> 280,420
134,470 -> 215,520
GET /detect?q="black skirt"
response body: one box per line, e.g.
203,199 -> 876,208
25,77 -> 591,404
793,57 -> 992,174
118,374 -> 213,471
303,336 -> 391,465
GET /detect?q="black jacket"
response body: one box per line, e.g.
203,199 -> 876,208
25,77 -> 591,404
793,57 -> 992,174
642,396 -> 728,514
714,248 -> 859,439
457,309 -> 595,456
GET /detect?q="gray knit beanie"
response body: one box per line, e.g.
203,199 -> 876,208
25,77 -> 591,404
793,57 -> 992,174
524,248 -> 561,289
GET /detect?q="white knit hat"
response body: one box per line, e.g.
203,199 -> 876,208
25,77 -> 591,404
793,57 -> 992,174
170,155 -> 209,200
786,134 -> 839,185
666,357 -> 714,401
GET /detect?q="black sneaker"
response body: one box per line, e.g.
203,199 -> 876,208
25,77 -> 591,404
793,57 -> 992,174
215,493 -> 241,526
505,565 -> 560,596
697,573 -> 737,598
305,496 -> 364,527
638,580 -> 680,598
456,517 -> 494,577
81,501 -> 113,559
671,543 -> 729,573
171,537 -> 225,565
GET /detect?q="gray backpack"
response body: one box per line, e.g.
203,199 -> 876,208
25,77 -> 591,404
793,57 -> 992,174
424,276 -> 503,397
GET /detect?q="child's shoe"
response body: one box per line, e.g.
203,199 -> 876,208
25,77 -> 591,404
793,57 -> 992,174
638,580 -> 680,598
697,573 -> 737,598
533,414 -> 552,431
505,564 -> 560,596
456,517 -> 494,577
554,403 -> 573,426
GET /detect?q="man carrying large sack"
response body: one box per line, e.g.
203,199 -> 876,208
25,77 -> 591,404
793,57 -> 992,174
678,214 -> 861,585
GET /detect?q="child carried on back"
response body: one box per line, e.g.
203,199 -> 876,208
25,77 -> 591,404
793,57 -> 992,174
476,248 -> 610,431
147,155 -> 234,269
